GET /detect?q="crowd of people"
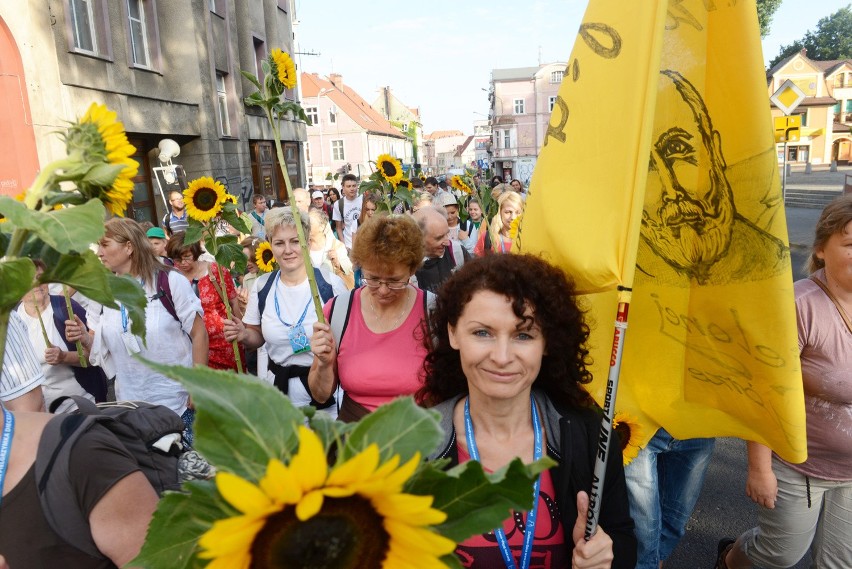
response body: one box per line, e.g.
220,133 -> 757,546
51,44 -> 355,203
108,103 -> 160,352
1,167 -> 850,567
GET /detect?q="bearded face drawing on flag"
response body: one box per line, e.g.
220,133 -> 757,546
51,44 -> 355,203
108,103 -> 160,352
637,70 -> 789,287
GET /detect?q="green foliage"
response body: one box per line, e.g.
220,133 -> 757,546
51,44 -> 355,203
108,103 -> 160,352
138,361 -> 305,480
131,480 -> 237,569
408,457 -> 556,542
769,5 -> 852,68
756,0 -> 783,38
0,197 -> 107,254
339,398 -> 444,464
0,258 -> 35,312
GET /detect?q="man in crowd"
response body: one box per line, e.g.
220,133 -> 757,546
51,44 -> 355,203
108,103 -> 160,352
332,174 -> 363,253
162,190 -> 189,236
311,190 -> 326,212
293,188 -> 311,212
249,194 -> 267,239
1,310 -> 46,412
412,206 -> 468,293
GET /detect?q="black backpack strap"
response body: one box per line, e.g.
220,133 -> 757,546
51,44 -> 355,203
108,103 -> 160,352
329,289 -> 356,349
338,197 -> 345,220
36,412 -> 104,559
313,267 -> 334,303
256,271 -> 278,319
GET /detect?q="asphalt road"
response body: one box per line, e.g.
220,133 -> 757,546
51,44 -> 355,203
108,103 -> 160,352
661,203 -> 825,569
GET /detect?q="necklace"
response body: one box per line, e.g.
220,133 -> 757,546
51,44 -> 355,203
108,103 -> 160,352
367,287 -> 410,330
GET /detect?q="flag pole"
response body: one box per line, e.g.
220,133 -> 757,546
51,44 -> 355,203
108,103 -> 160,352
585,286 -> 631,540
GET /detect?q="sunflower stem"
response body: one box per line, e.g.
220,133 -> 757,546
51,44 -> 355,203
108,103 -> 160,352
23,157 -> 76,209
266,107 -> 326,325
64,286 -> 87,367
210,260 -> 244,374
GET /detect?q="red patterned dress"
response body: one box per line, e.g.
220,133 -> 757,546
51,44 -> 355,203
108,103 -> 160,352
198,263 -> 246,371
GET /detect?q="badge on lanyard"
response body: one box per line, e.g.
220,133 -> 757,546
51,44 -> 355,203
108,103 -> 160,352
274,285 -> 313,356
120,304 -> 142,355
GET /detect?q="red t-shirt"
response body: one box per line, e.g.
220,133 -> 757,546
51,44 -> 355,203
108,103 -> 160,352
455,445 -> 569,569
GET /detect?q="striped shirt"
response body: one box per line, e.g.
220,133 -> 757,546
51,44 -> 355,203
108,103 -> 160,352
1,311 -> 45,401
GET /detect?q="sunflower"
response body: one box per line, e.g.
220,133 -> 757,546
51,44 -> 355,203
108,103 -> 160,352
184,177 -> 226,222
375,154 -> 403,186
612,411 -> 644,466
270,48 -> 297,90
198,426 -> 455,569
509,214 -> 523,241
76,103 -> 139,217
221,193 -> 238,206
255,242 -> 277,273
397,178 -> 412,190
418,174 -> 427,182
449,175 -> 472,195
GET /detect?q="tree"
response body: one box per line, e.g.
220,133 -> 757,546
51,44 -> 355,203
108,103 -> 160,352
757,0 -> 783,38
769,5 -> 852,68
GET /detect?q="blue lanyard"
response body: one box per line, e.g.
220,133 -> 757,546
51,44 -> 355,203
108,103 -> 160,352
273,276 -> 311,328
464,396 -> 542,569
120,303 -> 128,333
0,407 -> 15,509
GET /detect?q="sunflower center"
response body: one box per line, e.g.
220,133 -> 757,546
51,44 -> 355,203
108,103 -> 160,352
250,495 -> 390,569
193,187 -> 220,212
614,423 -> 631,451
382,162 -> 398,178
262,249 -> 274,264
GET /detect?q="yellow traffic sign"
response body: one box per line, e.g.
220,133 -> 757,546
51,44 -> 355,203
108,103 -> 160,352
770,80 -> 807,116
774,115 -> 801,143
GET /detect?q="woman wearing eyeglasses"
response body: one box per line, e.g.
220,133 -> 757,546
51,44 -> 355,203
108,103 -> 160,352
309,214 -> 428,422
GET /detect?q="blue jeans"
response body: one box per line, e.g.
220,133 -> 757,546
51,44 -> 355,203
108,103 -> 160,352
625,428 -> 715,569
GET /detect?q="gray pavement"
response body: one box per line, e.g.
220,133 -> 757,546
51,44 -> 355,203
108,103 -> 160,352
658,166 -> 849,569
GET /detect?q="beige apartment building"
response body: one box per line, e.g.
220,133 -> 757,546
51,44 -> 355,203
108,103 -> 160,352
0,0 -> 306,223
767,51 -> 852,165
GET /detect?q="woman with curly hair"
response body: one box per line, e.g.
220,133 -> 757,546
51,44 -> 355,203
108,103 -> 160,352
308,213 -> 428,422
420,254 -> 636,569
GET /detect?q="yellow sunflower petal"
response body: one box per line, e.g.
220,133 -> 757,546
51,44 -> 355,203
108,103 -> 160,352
289,426 -> 328,492
184,176 -> 226,222
259,458 -> 303,505
384,519 -> 457,556
295,489 -> 325,521
198,514 -> 266,558
204,553 -> 251,569
381,453 -> 420,491
327,444 -> 380,488
216,472 -> 274,515
372,493 -> 447,525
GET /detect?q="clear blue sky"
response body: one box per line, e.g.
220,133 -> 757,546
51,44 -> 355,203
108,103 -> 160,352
293,0 -> 844,135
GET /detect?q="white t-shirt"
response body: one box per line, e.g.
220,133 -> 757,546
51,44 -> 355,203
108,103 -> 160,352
88,271 -> 203,416
243,273 -> 346,416
15,303 -> 92,409
332,194 -> 363,249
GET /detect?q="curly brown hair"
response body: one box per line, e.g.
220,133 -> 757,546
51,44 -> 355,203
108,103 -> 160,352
418,253 -> 594,408
350,213 -> 424,274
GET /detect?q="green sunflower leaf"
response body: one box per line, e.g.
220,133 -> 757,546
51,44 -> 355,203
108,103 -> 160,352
239,69 -> 262,90
0,197 -> 105,254
338,397 -> 443,465
407,456 -> 556,543
131,480 -> 236,569
0,257 -> 35,312
182,223 -> 205,246
441,554 -> 465,569
136,360 -> 306,480
308,410 -> 357,451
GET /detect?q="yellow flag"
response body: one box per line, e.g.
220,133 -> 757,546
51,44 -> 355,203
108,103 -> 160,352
518,0 -> 807,463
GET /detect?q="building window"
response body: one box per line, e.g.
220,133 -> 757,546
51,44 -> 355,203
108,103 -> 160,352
305,107 -> 318,125
126,0 -> 150,67
216,72 -> 231,136
551,70 -> 564,83
70,0 -> 98,52
503,130 -> 511,149
331,140 -> 344,161
329,105 -> 337,124
253,37 -> 265,80
513,99 -> 524,115
305,142 -> 311,163
793,110 -> 807,127
846,99 -> 852,112
549,96 -> 557,112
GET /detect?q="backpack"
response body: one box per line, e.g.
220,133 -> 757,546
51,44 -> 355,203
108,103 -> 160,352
161,213 -> 171,235
153,269 -> 180,323
446,241 -> 466,270
256,268 -> 335,318
48,295 -> 109,402
35,396 -> 187,559
328,288 -> 436,351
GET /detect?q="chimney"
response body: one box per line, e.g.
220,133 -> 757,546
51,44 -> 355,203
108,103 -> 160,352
329,73 -> 343,92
